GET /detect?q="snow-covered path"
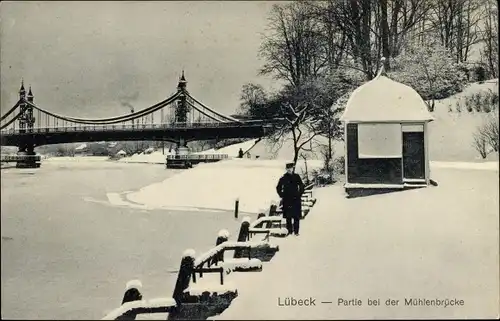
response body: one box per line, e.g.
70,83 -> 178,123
214,167 -> 499,319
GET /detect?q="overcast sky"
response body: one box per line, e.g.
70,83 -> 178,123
0,1 -> 280,118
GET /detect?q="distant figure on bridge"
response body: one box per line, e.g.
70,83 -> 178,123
238,148 -> 244,158
276,162 -> 305,236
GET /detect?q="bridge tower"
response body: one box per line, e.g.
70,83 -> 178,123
175,71 -> 189,155
26,86 -> 35,133
16,81 -> 38,168
18,81 -> 26,134
175,70 -> 189,123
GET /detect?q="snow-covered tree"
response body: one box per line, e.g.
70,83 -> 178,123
390,41 -> 468,111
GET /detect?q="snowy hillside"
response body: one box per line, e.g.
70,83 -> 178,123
428,79 -> 498,161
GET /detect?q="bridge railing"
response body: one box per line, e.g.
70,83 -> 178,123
166,154 -> 229,161
0,120 -> 279,135
0,154 -> 42,162
101,182 -> 317,320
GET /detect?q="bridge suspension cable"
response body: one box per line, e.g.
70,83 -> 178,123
185,99 -> 228,123
0,100 -> 22,122
0,109 -> 24,130
22,92 -> 180,125
185,92 -> 242,123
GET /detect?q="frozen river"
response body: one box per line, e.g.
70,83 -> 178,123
1,158 -> 250,320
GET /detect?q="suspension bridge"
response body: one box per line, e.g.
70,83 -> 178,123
0,72 -> 281,168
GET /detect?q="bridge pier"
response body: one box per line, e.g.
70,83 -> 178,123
16,141 -> 40,168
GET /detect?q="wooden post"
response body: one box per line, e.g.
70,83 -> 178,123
122,281 -> 143,304
234,198 -> 239,219
234,219 -> 250,258
266,204 -> 277,228
213,230 -> 229,265
172,250 -> 195,304
119,280 -> 143,320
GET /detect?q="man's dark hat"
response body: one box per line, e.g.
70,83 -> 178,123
285,162 -> 294,169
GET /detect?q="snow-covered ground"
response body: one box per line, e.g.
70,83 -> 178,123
195,139 -> 259,157
45,156 -> 110,162
124,159 -> 323,214
211,165 -> 499,320
115,139 -> 259,165
117,151 -> 171,164
430,161 -> 499,171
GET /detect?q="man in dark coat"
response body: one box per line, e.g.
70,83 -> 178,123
276,162 -> 305,236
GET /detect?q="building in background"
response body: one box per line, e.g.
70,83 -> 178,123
340,74 -> 434,197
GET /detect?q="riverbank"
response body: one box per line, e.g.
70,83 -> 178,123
212,165 -> 499,320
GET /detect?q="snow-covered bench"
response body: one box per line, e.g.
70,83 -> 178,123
247,215 -> 289,239
270,184 -> 317,219
192,238 -> 275,285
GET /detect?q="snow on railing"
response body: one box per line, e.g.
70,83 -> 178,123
102,183 -> 318,320
102,297 -> 176,320
193,240 -> 272,267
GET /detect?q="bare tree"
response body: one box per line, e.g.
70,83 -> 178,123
472,131 -> 489,159
307,0 -> 348,71
481,0 -> 499,77
238,83 -> 270,118
471,110 -> 499,159
314,0 -> 433,79
259,1 -> 328,88
266,82 -> 327,165
258,1 -> 332,166
482,112 -> 499,152
427,0 -> 485,63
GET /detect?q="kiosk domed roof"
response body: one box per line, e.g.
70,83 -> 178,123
340,75 -> 434,123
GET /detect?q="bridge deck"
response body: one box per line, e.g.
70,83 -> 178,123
0,121 -> 272,135
0,121 -> 274,147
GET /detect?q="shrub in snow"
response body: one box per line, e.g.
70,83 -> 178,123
473,112 -> 499,158
472,131 -> 489,159
311,155 -> 344,186
474,65 -> 487,82
463,89 -> 499,114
